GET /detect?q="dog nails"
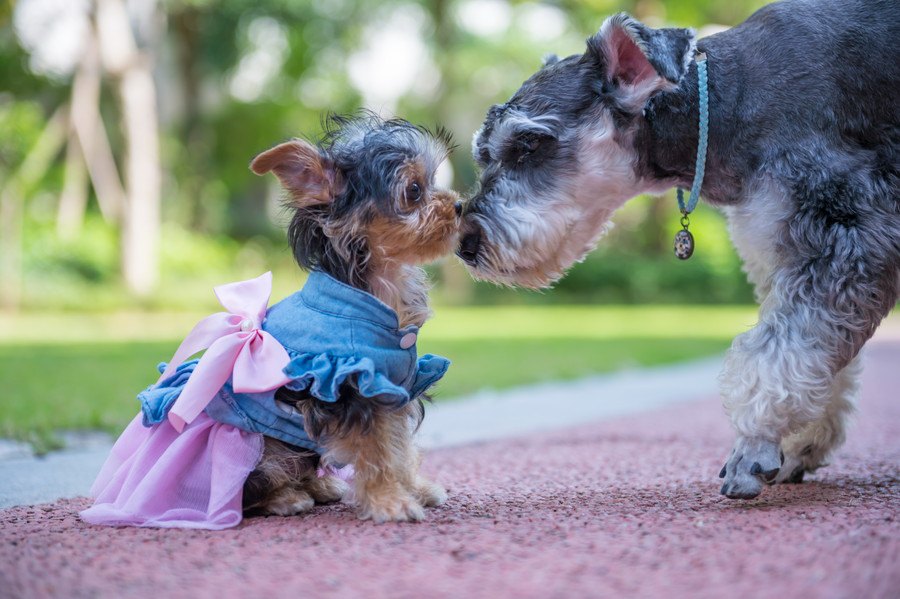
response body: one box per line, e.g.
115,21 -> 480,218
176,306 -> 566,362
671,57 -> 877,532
361,495 -> 426,524
785,466 -> 806,484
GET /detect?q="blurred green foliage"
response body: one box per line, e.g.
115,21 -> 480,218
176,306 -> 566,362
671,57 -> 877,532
1,0 -> 770,308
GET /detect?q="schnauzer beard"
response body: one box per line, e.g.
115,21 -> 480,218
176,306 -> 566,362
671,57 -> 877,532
465,112 -> 646,289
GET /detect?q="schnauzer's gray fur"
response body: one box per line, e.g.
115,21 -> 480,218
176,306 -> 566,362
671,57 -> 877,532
460,0 -> 899,499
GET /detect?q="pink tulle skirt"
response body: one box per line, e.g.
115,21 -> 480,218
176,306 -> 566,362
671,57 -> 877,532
81,413 -> 263,530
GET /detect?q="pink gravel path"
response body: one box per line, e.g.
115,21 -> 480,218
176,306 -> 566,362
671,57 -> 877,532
1,339 -> 898,599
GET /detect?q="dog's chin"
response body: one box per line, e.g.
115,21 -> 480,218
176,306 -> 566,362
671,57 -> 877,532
410,231 -> 460,265
464,257 -> 563,290
464,234 -> 601,289
462,203 -> 610,289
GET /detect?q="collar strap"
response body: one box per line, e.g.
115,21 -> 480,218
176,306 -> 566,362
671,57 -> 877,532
676,53 -> 709,216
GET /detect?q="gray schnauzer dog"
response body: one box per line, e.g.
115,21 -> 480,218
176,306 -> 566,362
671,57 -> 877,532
458,0 -> 899,499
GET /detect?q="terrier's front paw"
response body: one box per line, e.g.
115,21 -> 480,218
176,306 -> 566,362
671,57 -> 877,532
261,490 -> 316,516
359,492 -> 425,523
412,477 -> 448,507
719,437 -> 782,499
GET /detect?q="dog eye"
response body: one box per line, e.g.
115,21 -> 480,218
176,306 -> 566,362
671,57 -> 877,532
518,136 -> 540,157
507,131 -> 552,166
405,182 -> 422,203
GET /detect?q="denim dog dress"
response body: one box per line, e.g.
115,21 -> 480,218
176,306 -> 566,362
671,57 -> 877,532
81,271 -> 449,529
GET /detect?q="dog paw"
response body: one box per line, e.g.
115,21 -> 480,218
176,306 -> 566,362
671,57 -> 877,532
412,477 -> 448,508
261,490 -> 316,516
359,493 -> 425,523
719,437 -> 782,499
774,444 -> 826,484
775,462 -> 806,484
310,476 -> 349,504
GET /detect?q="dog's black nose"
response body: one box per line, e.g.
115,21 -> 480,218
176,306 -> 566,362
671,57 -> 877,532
454,201 -> 463,217
457,229 -> 482,265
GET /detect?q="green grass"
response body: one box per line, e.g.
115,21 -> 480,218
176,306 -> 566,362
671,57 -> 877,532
0,305 -> 759,452
0,342 -> 175,452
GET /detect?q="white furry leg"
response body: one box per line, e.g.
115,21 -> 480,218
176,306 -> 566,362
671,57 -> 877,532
775,356 -> 860,483
718,300 -> 839,499
716,179 -> 896,500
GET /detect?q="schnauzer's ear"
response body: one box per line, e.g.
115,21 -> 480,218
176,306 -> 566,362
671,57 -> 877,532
587,13 -> 695,111
250,139 -> 342,206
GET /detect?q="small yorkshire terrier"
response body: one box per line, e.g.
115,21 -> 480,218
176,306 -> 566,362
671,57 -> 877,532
81,113 -> 459,529
244,113 -> 461,522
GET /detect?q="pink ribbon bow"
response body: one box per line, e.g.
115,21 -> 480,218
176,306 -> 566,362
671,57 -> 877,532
159,271 -> 292,433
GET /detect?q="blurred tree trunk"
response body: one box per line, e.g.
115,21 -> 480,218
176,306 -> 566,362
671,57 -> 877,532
56,129 -> 88,239
58,27 -> 125,237
0,107 -> 68,310
119,66 -> 161,296
172,6 -> 206,230
97,0 -> 161,297
58,130 -> 90,239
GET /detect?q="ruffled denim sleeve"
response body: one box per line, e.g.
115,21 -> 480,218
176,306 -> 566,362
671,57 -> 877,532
282,353 -> 412,405
281,351 -> 451,407
409,354 -> 451,399
138,360 -> 199,427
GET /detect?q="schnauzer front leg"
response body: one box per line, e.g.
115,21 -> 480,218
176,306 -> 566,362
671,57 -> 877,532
327,403 -> 425,523
776,356 -> 860,483
719,266 -> 895,499
718,312 -> 835,498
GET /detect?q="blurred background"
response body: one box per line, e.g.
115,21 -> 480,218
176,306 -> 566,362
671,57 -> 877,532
1,0 -> 774,451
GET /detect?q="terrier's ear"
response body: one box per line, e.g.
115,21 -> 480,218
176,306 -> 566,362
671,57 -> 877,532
587,13 -> 695,111
250,140 -> 342,206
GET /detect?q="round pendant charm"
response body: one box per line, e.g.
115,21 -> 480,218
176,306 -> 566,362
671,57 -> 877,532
674,229 -> 694,260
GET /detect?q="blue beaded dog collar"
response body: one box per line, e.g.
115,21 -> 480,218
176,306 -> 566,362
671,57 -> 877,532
674,53 -> 709,260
